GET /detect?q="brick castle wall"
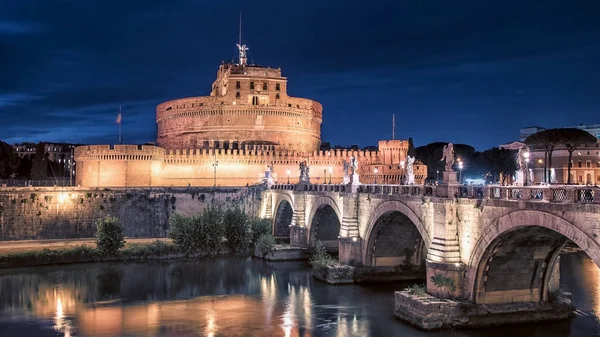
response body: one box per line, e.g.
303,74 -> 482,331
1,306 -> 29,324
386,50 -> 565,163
75,144 -> 428,187
0,187 -> 263,241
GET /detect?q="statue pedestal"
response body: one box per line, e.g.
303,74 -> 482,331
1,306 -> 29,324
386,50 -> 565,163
350,173 -> 360,185
343,175 -> 350,185
515,170 -> 525,186
442,171 -> 458,185
407,173 -> 415,185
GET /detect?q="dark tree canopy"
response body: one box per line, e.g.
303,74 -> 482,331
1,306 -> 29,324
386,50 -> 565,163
31,142 -> 47,180
407,137 -> 415,157
415,142 -> 475,178
0,140 -> 19,179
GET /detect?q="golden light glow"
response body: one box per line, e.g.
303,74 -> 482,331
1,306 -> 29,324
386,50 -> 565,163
58,193 -> 67,204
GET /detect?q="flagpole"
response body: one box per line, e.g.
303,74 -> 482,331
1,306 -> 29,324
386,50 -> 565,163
118,106 -> 122,144
392,114 -> 395,140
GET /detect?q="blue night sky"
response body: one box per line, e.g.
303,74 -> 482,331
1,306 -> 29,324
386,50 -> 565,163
0,0 -> 599,150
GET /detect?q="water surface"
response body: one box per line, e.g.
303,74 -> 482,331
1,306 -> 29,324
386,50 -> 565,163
0,252 -> 598,337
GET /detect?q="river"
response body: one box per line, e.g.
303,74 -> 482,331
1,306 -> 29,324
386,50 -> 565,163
0,251 -> 598,337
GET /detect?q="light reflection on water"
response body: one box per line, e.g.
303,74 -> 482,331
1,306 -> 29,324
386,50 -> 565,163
0,253 -> 598,337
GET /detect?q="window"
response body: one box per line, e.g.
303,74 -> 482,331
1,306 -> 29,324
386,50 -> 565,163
275,93 -> 280,99
214,141 -> 220,149
250,82 -> 255,90
263,82 -> 268,90
587,161 -> 591,168
276,83 -> 280,91
578,161 -> 582,168
236,92 -> 240,98
236,81 -> 240,89
252,96 -> 259,105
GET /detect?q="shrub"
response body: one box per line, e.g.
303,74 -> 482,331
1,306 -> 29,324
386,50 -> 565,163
168,213 -> 200,255
224,208 -> 250,252
168,207 -> 225,257
250,217 -> 272,244
406,284 -> 426,296
95,216 -> 126,256
254,234 -> 276,258
309,242 -> 336,273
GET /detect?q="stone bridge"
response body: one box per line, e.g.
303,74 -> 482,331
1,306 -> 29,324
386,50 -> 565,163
261,183 -> 600,327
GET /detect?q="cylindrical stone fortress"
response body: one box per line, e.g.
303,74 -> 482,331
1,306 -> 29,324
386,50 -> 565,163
156,63 -> 322,152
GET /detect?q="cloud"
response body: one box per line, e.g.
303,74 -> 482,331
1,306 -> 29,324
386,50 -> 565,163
0,0 -> 598,150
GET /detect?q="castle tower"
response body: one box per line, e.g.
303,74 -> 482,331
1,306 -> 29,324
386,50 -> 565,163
156,43 -> 322,152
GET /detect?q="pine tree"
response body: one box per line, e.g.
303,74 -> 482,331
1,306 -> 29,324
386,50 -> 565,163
31,142 -> 47,180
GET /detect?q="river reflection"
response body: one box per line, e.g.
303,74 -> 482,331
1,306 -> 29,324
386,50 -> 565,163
0,252 -> 598,337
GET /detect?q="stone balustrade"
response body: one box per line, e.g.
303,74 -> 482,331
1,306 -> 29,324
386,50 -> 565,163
268,183 -> 600,204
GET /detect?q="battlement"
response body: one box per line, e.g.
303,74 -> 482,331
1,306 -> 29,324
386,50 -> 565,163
74,144 -> 165,161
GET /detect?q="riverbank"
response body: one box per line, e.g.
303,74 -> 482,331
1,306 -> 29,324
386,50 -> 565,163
0,238 -> 184,268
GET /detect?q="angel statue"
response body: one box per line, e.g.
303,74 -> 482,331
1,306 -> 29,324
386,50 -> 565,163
516,147 -> 526,171
299,161 -> 310,183
441,143 -> 455,172
350,155 -> 358,173
406,156 -> 415,177
342,160 -> 350,176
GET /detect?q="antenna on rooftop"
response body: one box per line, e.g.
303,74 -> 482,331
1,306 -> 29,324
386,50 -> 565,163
392,114 -> 395,140
236,12 -> 248,66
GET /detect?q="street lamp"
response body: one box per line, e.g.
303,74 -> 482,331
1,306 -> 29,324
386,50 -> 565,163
436,170 -> 440,185
328,165 -> 332,184
212,152 -> 218,188
400,160 -> 405,185
524,152 -> 530,186
286,169 -> 291,184
458,161 -> 463,184
374,167 -> 379,184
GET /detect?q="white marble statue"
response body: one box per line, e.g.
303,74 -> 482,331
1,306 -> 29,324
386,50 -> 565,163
342,160 -> 350,184
406,156 -> 415,184
441,143 -> 455,172
299,161 -> 310,183
350,155 -> 358,173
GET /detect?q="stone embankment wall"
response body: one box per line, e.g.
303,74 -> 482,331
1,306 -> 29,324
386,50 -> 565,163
0,186 -> 263,241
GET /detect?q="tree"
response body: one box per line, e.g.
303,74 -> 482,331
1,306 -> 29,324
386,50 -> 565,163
525,130 -> 560,183
407,137 -> 415,158
31,142 -> 47,180
479,148 -> 517,184
414,142 -> 475,178
95,216 -> 126,256
0,140 -> 18,179
223,208 -> 250,252
560,128 -> 597,184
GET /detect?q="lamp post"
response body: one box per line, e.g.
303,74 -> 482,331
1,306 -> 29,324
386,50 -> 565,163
436,170 -> 439,185
400,160 -> 405,185
458,161 -> 463,184
286,169 -> 291,184
328,165 -> 332,184
212,152 -> 218,188
374,167 -> 378,184
524,152 -> 530,186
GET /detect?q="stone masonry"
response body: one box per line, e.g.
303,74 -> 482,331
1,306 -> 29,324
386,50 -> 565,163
264,183 -> 600,326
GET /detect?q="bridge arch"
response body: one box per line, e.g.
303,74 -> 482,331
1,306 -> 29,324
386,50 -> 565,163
363,201 -> 429,268
467,210 -> 600,304
307,196 -> 342,251
272,194 -> 294,237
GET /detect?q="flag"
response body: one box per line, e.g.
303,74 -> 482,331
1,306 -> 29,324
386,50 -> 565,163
116,112 -> 122,124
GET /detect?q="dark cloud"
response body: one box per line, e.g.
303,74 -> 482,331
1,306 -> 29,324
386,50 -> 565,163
0,0 -> 599,149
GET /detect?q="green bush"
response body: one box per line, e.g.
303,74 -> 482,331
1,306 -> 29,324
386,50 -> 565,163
250,217 -> 272,244
309,242 -> 336,273
254,234 -> 276,258
406,284 -> 426,296
168,207 -> 225,257
168,213 -> 200,255
224,208 -> 250,252
95,216 -> 126,256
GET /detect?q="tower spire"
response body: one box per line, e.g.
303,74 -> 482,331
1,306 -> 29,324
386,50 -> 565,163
236,12 -> 248,66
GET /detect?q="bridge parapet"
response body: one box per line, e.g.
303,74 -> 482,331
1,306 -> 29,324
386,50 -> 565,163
269,183 -> 600,204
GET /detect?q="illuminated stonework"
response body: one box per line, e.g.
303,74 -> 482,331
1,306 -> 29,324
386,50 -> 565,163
74,45 -> 426,187
156,63 -> 322,152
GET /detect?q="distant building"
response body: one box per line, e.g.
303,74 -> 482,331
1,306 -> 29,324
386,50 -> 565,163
528,141 -> 600,185
13,142 -> 79,173
519,123 -> 600,142
519,126 -> 546,141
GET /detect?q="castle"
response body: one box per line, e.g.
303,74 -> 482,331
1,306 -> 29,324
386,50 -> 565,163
74,43 -> 426,187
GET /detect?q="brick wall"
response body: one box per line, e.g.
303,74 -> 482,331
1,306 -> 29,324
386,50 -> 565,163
0,187 -> 263,241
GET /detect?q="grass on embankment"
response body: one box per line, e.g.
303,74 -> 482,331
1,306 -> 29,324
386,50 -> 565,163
0,240 -> 184,269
